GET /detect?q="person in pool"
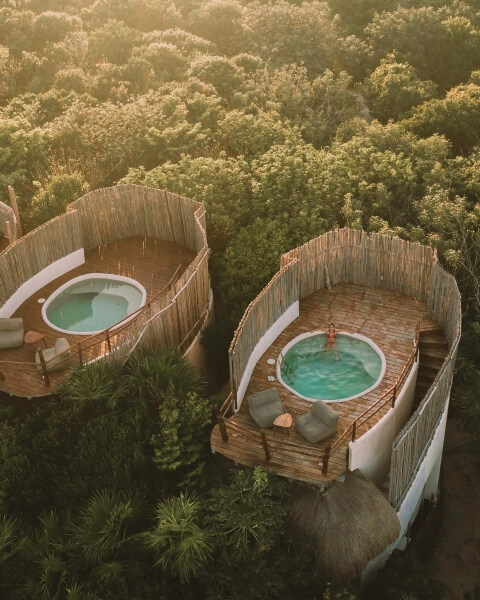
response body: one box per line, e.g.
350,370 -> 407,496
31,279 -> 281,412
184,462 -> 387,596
325,323 -> 339,360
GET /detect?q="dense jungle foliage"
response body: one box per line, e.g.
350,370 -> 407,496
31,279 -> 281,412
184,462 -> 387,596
1,0 -> 479,598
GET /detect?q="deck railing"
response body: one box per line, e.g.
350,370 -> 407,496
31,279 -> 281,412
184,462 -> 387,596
35,265 -> 183,385
321,327 -> 420,474
0,185 -> 210,389
213,392 -> 273,461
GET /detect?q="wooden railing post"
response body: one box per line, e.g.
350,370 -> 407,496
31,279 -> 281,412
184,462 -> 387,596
391,384 -> 397,408
78,344 -> 83,366
106,330 -> 111,352
5,221 -> 14,245
260,430 -> 271,461
232,379 -> 238,412
351,420 -> 357,442
322,444 -> 331,474
37,348 -> 50,387
213,404 -> 228,441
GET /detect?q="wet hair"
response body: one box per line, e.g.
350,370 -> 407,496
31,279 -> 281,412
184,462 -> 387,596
329,323 -> 335,327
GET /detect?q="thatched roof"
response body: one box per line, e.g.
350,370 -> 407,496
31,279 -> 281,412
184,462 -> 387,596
290,469 -> 401,584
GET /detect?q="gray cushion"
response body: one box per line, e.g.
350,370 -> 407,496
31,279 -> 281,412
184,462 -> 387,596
311,399 -> 339,427
295,400 -> 339,444
35,338 -> 71,373
0,317 -> 24,349
248,388 -> 286,428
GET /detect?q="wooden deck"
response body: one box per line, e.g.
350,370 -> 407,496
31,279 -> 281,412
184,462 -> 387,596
0,236 -> 195,398
211,283 -> 445,487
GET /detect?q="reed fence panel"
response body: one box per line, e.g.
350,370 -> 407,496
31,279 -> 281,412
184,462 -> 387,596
229,259 -> 299,392
388,264 -> 461,508
0,211 -> 82,305
282,228 -> 434,302
428,263 -> 462,346
68,185 -> 204,253
66,184 -> 210,359
0,201 -> 16,239
389,343 -> 458,509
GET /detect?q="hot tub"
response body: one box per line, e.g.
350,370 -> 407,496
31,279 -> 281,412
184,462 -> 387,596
277,331 -> 386,402
42,273 -> 147,335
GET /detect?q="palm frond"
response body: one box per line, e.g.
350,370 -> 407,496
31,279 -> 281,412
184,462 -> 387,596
70,489 -> 144,565
143,491 -> 214,583
0,515 -> 23,564
59,361 -> 126,411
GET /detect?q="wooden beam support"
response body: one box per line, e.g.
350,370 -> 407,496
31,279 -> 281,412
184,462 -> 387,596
7,186 -> 22,238
37,348 -> 50,387
5,220 -> 14,245
213,404 -> 228,441
260,429 -> 271,461
321,444 -> 331,474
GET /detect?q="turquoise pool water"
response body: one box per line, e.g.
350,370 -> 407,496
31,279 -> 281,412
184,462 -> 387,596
45,277 -> 144,334
280,333 -> 383,401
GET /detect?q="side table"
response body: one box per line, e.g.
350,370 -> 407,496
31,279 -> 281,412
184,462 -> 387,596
273,412 -> 293,435
24,330 -> 48,348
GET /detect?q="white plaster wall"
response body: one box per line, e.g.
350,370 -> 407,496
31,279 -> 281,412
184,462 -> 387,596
349,356 -> 419,486
235,301 -> 299,409
361,394 -> 450,584
0,249 -> 85,317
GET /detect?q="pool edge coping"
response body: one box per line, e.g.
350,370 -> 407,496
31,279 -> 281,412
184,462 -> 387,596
275,330 -> 387,403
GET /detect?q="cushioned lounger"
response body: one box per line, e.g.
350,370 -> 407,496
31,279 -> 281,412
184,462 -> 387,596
248,388 -> 286,428
295,399 -> 339,444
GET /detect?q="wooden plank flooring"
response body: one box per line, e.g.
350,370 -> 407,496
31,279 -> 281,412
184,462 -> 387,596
0,236 -> 195,398
211,283 -> 445,487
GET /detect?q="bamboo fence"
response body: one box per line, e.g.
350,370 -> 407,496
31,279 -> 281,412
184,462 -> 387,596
230,227 -> 461,505
0,210 -> 83,305
281,228 -> 434,302
0,185 -> 210,387
68,185 -> 204,253
229,259 -> 299,397
389,266 -> 461,509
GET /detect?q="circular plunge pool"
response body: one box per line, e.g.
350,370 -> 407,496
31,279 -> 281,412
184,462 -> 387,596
42,274 -> 147,335
277,331 -> 386,402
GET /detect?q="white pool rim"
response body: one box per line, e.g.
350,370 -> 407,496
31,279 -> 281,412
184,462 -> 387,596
41,273 -> 147,336
276,330 -> 387,403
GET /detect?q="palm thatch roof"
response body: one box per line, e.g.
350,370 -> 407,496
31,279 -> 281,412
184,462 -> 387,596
290,469 -> 401,583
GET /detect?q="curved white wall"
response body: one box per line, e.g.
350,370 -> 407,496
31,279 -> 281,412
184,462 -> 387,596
361,396 -> 449,583
349,355 -> 419,485
235,301 -> 299,409
0,249 -> 85,317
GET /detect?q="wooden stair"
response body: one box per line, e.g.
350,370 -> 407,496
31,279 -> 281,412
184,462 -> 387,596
413,325 -> 449,408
